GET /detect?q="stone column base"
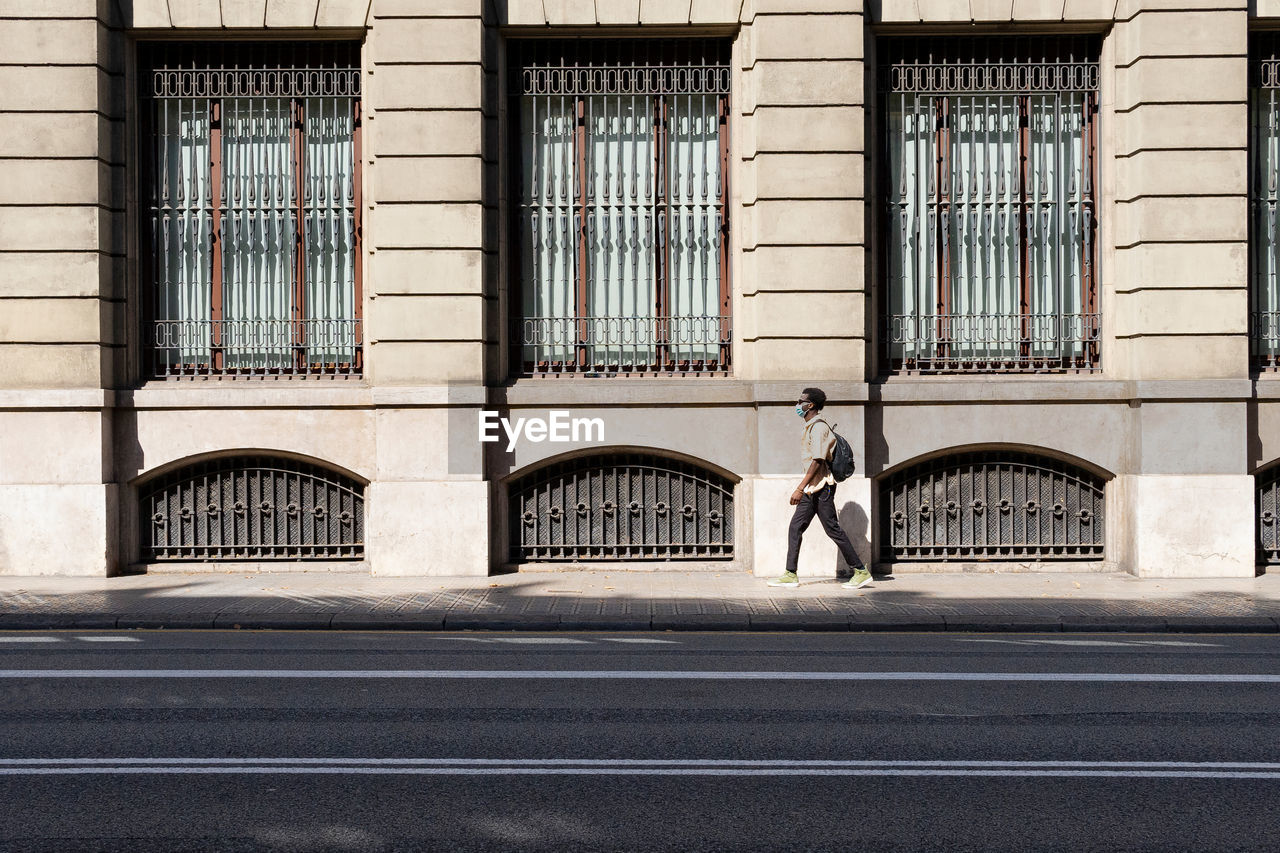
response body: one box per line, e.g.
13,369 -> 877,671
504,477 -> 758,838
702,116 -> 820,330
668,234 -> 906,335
366,480 -> 490,576
0,484 -> 116,576
750,476 -> 872,578
1115,474 -> 1256,578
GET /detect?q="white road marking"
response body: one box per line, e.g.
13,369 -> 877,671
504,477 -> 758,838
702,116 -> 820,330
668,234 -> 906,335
75,637 -> 141,643
489,638 -> 590,645
601,638 -> 679,644
0,758 -> 1276,779
955,638 -> 1223,649
0,637 -> 59,644
0,669 -> 1277,683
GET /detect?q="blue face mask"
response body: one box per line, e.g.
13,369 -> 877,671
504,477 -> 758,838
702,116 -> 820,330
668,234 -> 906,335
795,404 -> 808,417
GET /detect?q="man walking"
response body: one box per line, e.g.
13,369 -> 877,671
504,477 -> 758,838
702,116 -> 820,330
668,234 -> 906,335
768,388 -> 872,589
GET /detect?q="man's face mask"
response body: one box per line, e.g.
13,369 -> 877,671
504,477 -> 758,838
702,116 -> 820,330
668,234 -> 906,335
796,402 -> 809,417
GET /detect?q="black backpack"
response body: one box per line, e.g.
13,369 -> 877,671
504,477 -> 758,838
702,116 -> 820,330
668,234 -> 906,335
816,418 -> 855,482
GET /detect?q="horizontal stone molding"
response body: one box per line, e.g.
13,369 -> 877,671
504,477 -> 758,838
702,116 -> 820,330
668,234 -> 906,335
118,0 -> 373,29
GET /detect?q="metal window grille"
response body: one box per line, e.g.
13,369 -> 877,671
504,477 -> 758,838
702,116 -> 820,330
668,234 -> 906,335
880,451 -> 1105,560
509,40 -> 731,377
880,37 -> 1101,374
141,455 -> 364,560
1251,35 -> 1280,371
509,453 -> 734,560
140,43 -> 363,379
1257,465 -> 1280,564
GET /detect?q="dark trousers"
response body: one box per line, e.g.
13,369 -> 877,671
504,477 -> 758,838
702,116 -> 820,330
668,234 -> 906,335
785,483 -> 863,575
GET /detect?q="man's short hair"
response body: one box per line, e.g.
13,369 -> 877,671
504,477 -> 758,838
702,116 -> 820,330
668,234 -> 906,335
802,387 -> 827,410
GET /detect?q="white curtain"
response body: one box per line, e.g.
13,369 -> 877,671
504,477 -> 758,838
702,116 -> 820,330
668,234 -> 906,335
303,97 -> 358,366
221,97 -> 295,370
154,98 -> 213,368
520,94 -> 577,365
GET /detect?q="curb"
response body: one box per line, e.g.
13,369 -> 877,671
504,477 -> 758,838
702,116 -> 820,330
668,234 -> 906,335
0,613 -> 1277,633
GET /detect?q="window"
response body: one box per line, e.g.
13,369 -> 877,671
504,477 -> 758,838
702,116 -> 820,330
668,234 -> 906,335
140,455 -> 365,560
880,37 -> 1100,374
880,450 -> 1104,561
140,43 -> 362,378
1252,34 -> 1280,371
509,453 -> 734,560
509,40 -> 731,376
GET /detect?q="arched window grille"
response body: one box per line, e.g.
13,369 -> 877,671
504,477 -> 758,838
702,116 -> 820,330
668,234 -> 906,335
880,450 -> 1104,560
140,455 -> 364,561
509,453 -> 734,561
1257,465 -> 1280,565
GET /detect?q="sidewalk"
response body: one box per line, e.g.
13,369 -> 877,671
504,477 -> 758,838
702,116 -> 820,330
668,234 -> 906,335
1,570 -> 1278,632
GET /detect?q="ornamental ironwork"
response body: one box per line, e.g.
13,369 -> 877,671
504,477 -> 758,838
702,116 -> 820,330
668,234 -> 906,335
141,455 -> 364,560
1257,464 -> 1280,565
1251,34 -> 1280,370
509,453 -> 734,561
880,451 -> 1105,561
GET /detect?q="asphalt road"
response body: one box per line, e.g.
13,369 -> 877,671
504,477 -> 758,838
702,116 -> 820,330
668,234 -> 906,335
0,631 -> 1278,852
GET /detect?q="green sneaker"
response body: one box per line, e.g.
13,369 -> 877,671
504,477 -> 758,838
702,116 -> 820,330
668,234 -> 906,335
842,568 -> 873,590
767,571 -> 800,588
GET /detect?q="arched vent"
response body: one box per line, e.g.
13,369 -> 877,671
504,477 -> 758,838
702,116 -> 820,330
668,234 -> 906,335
1257,466 -> 1280,565
880,451 -> 1104,561
509,453 -> 734,561
141,455 -> 364,561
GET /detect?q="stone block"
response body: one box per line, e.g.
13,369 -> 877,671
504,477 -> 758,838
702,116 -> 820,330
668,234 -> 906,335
120,0 -> 171,26
745,246 -> 864,293
1114,58 -> 1246,111
0,67 -> 102,112
746,338 -> 863,379
370,17 -> 481,63
316,0 -> 372,26
0,344 -> 103,388
1116,149 -> 1246,202
168,0 -> 222,26
1259,0 -> 1280,17
221,0 -> 267,26
1136,401 -> 1246,475
369,340 -> 484,382
1113,242 -> 1246,290
751,200 -> 862,246
1122,474 -> 1254,577
373,0 -> 480,13
371,110 -> 483,157
370,66 -> 483,109
0,485 -> 112,576
0,207 -> 101,252
0,18 -> 101,63
750,476 -> 871,576
0,297 -> 103,344
1011,0 -> 1063,19
1114,197 -> 1246,247
597,0 -> 640,22
970,0 -> 1013,19
1114,104 -> 1247,155
690,0 -> 741,23
0,160 -> 107,207
265,0 -> 319,26
752,13 -> 861,61
753,153 -> 862,200
1114,10 -> 1243,63
0,411 -> 106,486
1062,0 -> 1113,17
866,0 -> 919,21
370,293 -> 483,341
1119,335 -> 1247,380
370,249 -> 483,294
0,253 -> 106,299
754,0 -> 856,10
0,114 -> 105,159
372,157 -> 483,203
503,0 -> 547,24
367,480 -> 489,575
1117,288 -> 1247,336
371,203 -> 483,249
752,61 -> 861,108
374,408 -> 471,481
916,0 -> 967,21
750,291 -> 861,337
544,0 -> 595,23
640,0 -> 690,22
750,106 -> 863,154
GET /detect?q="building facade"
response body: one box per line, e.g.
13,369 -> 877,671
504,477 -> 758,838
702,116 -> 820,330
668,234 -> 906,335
1,0 -> 1277,578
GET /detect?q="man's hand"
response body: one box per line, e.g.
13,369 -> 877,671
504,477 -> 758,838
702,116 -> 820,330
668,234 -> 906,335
789,488 -> 804,506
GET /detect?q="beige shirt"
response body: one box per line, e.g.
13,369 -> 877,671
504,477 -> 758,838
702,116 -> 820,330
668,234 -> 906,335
800,417 -> 837,493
